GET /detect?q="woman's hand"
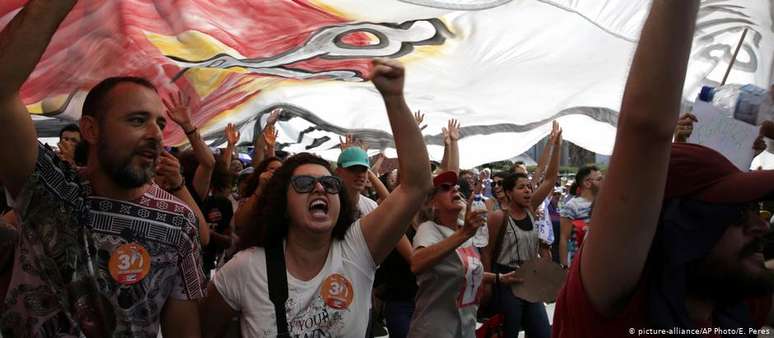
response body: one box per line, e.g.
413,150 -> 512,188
462,198 -> 486,238
499,271 -> 525,285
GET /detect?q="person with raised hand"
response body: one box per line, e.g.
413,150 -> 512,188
222,122 -> 241,176
232,156 -> 283,235
253,108 -> 281,167
551,1 -> 774,336
407,172 -> 521,338
441,118 -> 460,174
481,123 -> 562,338
155,150 -> 210,247
0,1 -> 205,337
201,58 -> 432,338
164,91 -> 216,202
532,121 -> 561,189
367,152 -> 391,204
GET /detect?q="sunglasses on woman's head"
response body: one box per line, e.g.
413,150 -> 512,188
290,175 -> 343,194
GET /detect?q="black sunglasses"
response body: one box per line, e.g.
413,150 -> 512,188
436,183 -> 458,192
290,175 -> 343,194
491,181 -> 503,188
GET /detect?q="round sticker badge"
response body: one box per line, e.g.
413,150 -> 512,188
108,243 -> 151,285
320,273 -> 354,310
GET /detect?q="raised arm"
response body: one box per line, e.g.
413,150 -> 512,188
222,123 -> 239,168
530,126 -> 562,211
361,148 -> 391,202
262,124 -> 278,161
232,170 -> 271,235
580,0 -> 700,316
440,119 -> 460,174
411,228 -> 470,274
156,151 -> 210,246
0,0 -> 78,197
251,108 -> 279,167
368,169 -> 390,203
164,92 -> 215,200
532,121 -> 560,188
412,204 -> 483,274
360,59 -> 433,264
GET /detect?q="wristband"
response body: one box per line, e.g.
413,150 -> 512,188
169,180 -> 185,193
184,127 -> 198,136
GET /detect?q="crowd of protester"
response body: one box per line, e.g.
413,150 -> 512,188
1,1 -> 774,338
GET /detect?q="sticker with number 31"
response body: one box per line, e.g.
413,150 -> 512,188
109,243 -> 151,285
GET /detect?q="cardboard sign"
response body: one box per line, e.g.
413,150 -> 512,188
689,101 -> 758,170
510,258 -> 567,303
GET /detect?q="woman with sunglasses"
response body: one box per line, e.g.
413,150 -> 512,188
200,59 -> 432,338
408,172 -> 521,338
486,171 -> 510,212
481,127 -> 562,338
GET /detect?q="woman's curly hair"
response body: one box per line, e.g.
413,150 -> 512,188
238,153 -> 356,250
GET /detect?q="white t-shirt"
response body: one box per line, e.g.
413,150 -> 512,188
408,221 -> 483,338
357,195 -> 378,217
214,220 -> 377,337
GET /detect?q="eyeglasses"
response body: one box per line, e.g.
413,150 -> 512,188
491,181 -> 503,188
437,183 -> 458,192
290,175 -> 343,194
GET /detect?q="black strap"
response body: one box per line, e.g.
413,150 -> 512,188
266,243 -> 290,337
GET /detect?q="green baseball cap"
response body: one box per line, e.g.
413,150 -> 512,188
337,147 -> 369,169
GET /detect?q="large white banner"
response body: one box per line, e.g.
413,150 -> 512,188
7,0 -> 773,168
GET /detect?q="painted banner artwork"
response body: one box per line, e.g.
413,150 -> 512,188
4,0 -> 773,168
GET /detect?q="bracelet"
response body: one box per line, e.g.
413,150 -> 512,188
184,127 -> 198,136
169,181 -> 185,193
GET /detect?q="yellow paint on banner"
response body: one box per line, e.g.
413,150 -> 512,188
27,102 -> 43,115
145,30 -> 244,61
308,0 -> 353,20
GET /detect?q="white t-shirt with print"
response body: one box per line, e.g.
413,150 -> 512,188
408,221 -> 483,338
214,220 -> 377,338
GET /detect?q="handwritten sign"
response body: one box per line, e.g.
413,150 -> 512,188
688,101 -> 758,170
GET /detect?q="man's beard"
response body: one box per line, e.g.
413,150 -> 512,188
97,138 -> 158,189
686,238 -> 774,305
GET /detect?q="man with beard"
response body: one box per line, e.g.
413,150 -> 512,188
552,1 -> 774,336
558,165 -> 602,267
0,1 -> 205,337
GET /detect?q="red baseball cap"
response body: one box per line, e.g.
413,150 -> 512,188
433,171 -> 458,188
664,143 -> 774,203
